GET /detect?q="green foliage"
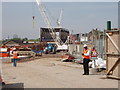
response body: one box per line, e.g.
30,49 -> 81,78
22,38 -> 28,41
11,38 -> 22,41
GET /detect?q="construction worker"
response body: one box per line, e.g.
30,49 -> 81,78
82,44 -> 90,75
7,47 -> 11,57
91,47 -> 98,68
13,49 -> 18,67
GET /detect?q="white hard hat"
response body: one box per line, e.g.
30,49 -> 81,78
13,48 -> 16,50
83,44 -> 87,47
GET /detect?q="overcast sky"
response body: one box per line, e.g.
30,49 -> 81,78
1,1 -> 118,39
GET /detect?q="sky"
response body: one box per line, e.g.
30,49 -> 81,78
1,1 -> 118,39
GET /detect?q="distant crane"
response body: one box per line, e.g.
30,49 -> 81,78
32,16 -> 35,28
36,0 -> 68,50
57,9 -> 63,27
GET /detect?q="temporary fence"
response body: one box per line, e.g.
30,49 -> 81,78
105,30 -> 120,79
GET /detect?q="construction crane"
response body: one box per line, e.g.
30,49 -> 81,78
57,9 -> 63,27
36,0 -> 68,51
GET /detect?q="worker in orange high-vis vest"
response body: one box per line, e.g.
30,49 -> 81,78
91,47 -> 98,68
13,49 -> 18,67
82,44 -> 90,75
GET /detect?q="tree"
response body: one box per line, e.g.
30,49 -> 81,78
22,38 -> 28,41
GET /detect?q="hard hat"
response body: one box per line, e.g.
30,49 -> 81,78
83,44 -> 87,47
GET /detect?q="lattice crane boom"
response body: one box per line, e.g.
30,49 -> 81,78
36,0 -> 64,46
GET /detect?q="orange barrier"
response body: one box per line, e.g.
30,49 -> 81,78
0,52 -> 9,57
0,48 -> 10,57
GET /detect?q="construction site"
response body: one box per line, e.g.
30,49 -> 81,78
0,0 -> 120,89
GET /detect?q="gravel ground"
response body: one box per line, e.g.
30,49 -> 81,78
2,54 -> 119,88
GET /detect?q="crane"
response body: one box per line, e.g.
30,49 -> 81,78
36,0 -> 68,51
57,9 -> 63,27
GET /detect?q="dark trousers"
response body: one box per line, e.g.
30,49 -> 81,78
83,58 -> 90,74
13,59 -> 17,67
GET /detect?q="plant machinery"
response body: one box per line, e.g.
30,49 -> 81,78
36,0 -> 69,51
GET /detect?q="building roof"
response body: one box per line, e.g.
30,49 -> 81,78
3,39 -> 23,46
40,27 -> 69,32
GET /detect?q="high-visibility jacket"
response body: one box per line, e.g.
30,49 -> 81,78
13,51 -> 18,59
83,49 -> 90,59
91,49 -> 98,57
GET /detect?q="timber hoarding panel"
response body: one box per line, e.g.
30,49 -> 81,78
107,55 -> 119,77
106,30 -> 120,79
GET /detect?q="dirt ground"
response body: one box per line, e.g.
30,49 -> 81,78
2,54 -> 119,88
